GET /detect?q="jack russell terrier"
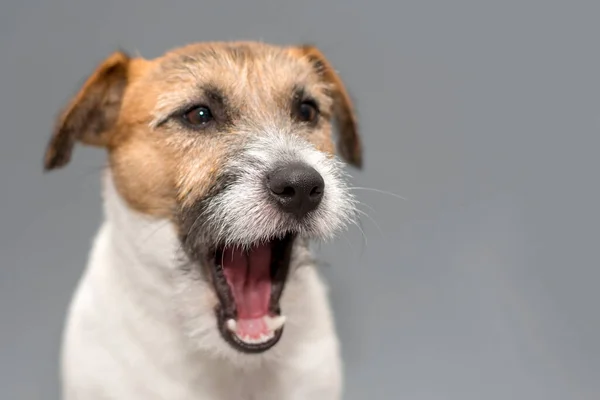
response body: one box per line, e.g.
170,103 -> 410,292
44,41 -> 362,400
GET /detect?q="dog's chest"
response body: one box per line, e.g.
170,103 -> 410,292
61,191 -> 341,400
138,356 -> 294,400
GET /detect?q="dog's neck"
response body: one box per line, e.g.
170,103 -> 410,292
96,171 -> 190,325
102,170 -> 181,268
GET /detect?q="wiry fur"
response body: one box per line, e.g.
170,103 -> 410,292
62,173 -> 343,399
45,41 -> 363,399
191,131 -> 357,250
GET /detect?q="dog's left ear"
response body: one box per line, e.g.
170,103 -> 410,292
294,45 -> 363,169
44,51 -> 132,171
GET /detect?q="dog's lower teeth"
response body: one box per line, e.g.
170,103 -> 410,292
235,332 -> 274,345
264,315 -> 286,331
226,319 -> 237,333
227,315 -> 285,345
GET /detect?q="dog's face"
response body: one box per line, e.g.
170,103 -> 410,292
45,42 -> 362,354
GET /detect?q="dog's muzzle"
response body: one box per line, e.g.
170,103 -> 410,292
178,133 -> 355,354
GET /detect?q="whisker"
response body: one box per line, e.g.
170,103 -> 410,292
354,199 -> 377,214
356,218 -> 368,257
348,187 -> 407,201
187,212 -> 205,246
137,220 -> 172,247
354,208 -> 384,239
349,217 -> 368,251
339,232 -> 354,254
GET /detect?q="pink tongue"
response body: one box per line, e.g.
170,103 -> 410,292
221,243 -> 272,319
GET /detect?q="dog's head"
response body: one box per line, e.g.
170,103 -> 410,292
45,42 -> 362,354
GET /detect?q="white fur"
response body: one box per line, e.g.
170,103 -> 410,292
60,171 -> 344,399
202,131 -> 356,248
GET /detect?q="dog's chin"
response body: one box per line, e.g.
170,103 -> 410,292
206,233 -> 296,354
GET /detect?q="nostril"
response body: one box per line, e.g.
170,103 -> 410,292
309,185 -> 323,198
280,186 -> 295,197
268,177 -> 296,197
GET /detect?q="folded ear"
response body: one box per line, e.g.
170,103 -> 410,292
296,45 -> 363,168
44,51 -> 131,171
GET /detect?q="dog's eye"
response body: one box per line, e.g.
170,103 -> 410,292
297,101 -> 319,124
182,106 -> 214,127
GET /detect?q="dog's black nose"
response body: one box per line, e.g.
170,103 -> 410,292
267,162 -> 325,218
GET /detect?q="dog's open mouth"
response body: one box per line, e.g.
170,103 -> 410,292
211,234 -> 295,353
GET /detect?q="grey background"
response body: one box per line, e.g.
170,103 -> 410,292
1,0 -> 599,399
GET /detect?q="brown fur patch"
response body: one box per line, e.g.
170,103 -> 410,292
289,45 -> 363,168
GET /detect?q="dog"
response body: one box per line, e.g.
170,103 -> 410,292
44,41 -> 362,400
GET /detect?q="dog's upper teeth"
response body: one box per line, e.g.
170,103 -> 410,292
226,319 -> 237,333
264,315 -> 286,331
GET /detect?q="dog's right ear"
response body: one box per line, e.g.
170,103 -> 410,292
44,51 -> 132,171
